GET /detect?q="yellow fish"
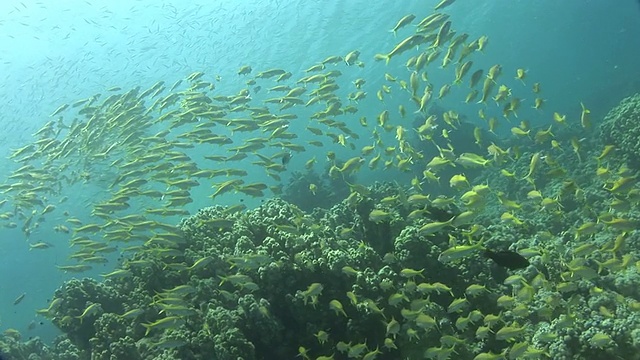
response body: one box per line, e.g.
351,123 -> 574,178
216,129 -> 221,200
390,14 -> 416,35
515,68 -> 527,83
580,102 -> 591,129
434,0 -> 456,10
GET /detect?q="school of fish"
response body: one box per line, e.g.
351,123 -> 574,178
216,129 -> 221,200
2,0 -> 640,359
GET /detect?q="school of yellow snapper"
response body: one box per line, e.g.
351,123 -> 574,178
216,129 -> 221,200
1,0 -> 640,358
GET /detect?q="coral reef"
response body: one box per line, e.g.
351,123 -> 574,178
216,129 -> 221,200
600,93 -> 640,165
3,170 -> 640,360
282,168 -> 351,212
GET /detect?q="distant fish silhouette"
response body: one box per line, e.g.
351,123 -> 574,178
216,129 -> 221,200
425,205 -> 460,222
484,249 -> 530,270
281,152 -> 292,166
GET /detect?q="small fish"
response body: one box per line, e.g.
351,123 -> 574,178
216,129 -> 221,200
13,293 -> 26,305
469,69 -> 484,88
438,241 -> 483,262
434,0 -> 456,11
580,102 -> 591,129
281,152 -> 292,166
29,242 -> 52,250
344,50 -> 361,65
369,209 -> 391,223
142,316 -> 185,336
484,249 -> 530,270
589,332 -> 613,348
425,205 -> 458,222
515,68 -> 527,83
375,34 -> 427,65
390,14 -> 416,35
329,299 -> 347,317
237,65 -> 252,75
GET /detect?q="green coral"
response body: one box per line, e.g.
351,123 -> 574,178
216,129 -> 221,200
52,338 -> 82,360
600,92 -> 640,165
50,279 -> 125,349
12,169 -> 640,359
0,335 -> 52,360
282,168 -> 351,212
90,314 -> 139,360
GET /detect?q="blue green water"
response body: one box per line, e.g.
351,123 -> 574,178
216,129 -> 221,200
0,0 -> 639,348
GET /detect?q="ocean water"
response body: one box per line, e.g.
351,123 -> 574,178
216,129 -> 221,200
0,0 -> 639,356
